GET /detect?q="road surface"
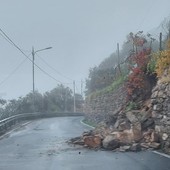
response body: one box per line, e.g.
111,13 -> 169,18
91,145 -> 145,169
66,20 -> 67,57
0,116 -> 170,170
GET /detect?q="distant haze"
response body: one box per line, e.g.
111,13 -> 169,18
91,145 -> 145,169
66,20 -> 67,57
0,0 -> 170,99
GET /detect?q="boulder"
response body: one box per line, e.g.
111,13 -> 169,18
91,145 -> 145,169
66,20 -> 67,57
116,130 -> 134,144
73,139 -> 84,145
114,119 -> 120,129
151,132 -> 159,142
162,133 -> 169,141
83,135 -> 102,148
141,111 -> 152,122
141,142 -> 160,150
131,122 -> 142,142
149,142 -> 160,149
102,135 -> 120,150
140,143 -> 150,149
119,145 -> 130,152
126,111 -> 139,124
130,143 -> 141,152
69,136 -> 82,143
143,130 -> 153,143
83,130 -> 94,137
141,118 -> 155,130
118,121 -> 131,131
155,125 -> 161,133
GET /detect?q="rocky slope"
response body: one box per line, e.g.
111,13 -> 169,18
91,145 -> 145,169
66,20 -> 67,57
69,106 -> 160,152
70,68 -> 170,153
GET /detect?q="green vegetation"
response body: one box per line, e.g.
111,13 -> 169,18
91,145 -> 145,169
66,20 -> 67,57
85,29 -> 162,99
147,53 -> 157,75
125,101 -> 140,111
0,84 -> 83,120
88,74 -> 127,99
82,119 -> 97,128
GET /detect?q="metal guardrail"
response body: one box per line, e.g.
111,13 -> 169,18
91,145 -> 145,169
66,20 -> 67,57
0,112 -> 84,136
0,112 -> 42,135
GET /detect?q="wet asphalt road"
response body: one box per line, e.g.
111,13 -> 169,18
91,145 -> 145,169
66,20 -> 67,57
0,116 -> 170,170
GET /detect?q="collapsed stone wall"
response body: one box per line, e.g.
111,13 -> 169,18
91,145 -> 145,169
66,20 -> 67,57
83,67 -> 170,153
151,69 -> 170,152
84,84 -> 127,125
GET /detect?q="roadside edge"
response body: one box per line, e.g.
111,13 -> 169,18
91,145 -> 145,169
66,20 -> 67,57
80,119 -> 95,129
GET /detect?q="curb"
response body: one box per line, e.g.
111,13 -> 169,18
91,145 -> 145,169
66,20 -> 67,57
80,120 -> 95,129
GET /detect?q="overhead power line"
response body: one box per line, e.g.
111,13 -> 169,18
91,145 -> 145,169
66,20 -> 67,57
36,53 -> 73,82
0,32 -> 14,46
0,57 -> 28,87
0,28 -> 65,84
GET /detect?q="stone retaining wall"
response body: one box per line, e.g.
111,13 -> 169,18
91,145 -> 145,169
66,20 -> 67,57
84,84 -> 127,125
151,69 -> 170,152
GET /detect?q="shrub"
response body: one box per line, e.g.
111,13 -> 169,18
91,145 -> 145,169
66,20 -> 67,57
126,48 -> 151,100
155,47 -> 170,77
147,53 -> 157,75
126,101 -> 139,111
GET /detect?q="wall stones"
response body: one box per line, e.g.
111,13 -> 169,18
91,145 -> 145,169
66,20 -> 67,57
151,70 -> 170,152
84,84 -> 127,125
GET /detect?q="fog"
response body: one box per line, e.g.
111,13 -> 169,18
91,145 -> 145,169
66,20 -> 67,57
0,0 -> 170,99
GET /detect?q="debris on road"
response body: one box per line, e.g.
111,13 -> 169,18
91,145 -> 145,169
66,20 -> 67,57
69,108 -> 162,152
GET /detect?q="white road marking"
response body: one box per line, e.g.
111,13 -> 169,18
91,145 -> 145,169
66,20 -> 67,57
80,120 -> 170,159
80,120 -> 95,129
153,151 -> 170,159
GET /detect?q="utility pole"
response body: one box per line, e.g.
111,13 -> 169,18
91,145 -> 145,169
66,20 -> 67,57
64,88 -> 68,112
73,80 -> 76,112
31,46 -> 52,112
32,47 -> 35,93
159,32 -> 162,51
81,80 -> 83,97
32,47 -> 35,112
117,43 -> 121,76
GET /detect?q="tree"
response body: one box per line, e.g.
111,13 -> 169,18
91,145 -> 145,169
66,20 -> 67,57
43,84 -> 74,112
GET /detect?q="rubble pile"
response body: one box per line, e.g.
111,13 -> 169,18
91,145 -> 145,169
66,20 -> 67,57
69,107 -> 161,152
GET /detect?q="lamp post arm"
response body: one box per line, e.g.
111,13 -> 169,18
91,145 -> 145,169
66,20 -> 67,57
34,47 -> 52,54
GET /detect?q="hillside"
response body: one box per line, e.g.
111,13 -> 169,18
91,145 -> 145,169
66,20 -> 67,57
79,18 -> 170,153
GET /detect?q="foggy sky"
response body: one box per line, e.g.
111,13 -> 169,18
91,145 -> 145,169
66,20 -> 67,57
0,0 -> 170,99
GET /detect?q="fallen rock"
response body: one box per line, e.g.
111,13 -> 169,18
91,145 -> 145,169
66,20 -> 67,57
118,121 -> 131,131
140,142 -> 160,149
143,130 -> 152,142
102,135 -> 120,150
94,125 -> 110,138
141,110 -> 152,122
132,122 -> 142,142
151,132 -> 159,142
73,140 -> 84,145
83,135 -> 102,148
126,111 -> 139,124
116,130 -> 134,144
140,143 -> 150,149
141,118 -> 155,130
130,143 -> 141,152
69,136 -> 82,143
149,142 -> 160,149
162,133 -> 168,141
119,145 -> 130,152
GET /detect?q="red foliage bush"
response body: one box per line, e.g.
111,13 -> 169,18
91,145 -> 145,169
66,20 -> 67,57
127,48 -> 151,101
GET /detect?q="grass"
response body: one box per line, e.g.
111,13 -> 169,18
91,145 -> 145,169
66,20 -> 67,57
88,74 -> 127,99
82,119 -> 97,128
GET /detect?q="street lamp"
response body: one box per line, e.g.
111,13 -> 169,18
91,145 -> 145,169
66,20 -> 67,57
32,46 -> 52,112
32,46 -> 52,93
